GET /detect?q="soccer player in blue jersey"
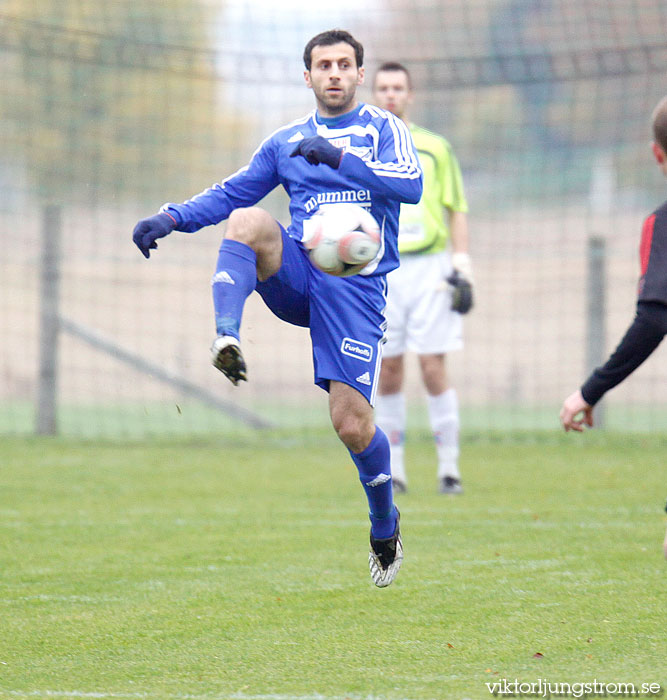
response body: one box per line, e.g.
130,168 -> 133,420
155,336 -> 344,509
132,29 -> 423,587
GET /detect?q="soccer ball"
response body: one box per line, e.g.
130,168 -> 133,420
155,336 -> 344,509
303,203 -> 381,277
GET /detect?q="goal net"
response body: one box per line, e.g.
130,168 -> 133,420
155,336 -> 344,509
2,0 -> 667,438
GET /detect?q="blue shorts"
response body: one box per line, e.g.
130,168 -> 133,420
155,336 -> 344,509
255,225 -> 387,405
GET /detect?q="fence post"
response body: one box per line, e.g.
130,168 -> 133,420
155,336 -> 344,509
586,235 -> 606,429
36,204 -> 62,435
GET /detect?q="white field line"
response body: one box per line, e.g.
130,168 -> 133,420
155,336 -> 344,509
5,691 -> 403,700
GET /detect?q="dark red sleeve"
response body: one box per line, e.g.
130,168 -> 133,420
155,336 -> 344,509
638,204 -> 667,303
639,213 -> 656,279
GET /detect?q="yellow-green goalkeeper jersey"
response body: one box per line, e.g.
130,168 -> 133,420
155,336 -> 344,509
398,123 -> 468,254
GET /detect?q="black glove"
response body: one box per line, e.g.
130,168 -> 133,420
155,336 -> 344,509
290,136 -> 343,169
447,269 -> 474,314
132,212 -> 177,259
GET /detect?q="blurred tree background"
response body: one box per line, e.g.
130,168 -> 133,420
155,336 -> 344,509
0,0 -> 247,207
2,0 -> 667,438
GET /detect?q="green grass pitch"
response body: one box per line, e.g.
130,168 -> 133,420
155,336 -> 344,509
1,432 -> 665,699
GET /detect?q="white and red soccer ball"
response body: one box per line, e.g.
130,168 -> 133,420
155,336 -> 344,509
304,203 -> 381,277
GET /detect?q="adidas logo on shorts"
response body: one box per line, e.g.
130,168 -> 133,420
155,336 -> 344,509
356,371 -> 371,385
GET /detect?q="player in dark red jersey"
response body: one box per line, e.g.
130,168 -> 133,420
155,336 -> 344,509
561,95 -> 667,429
560,95 -> 667,559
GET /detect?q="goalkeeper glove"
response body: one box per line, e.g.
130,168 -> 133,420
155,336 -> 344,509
132,212 -> 177,259
447,252 -> 474,314
290,136 -> 343,169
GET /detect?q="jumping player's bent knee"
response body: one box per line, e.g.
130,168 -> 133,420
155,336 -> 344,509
335,418 -> 368,453
225,207 -> 282,280
226,207 -> 280,246
332,406 -> 375,453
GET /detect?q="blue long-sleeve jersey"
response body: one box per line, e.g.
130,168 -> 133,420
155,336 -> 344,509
161,103 -> 423,277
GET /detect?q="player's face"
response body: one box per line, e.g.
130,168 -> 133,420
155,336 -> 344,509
304,43 -> 364,118
372,71 -> 412,120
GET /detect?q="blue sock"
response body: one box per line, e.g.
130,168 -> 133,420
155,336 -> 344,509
212,239 -> 257,339
349,426 -> 397,539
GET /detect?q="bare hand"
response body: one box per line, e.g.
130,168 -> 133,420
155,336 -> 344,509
560,390 -> 594,432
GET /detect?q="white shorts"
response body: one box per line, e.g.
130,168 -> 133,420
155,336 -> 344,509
383,251 -> 463,357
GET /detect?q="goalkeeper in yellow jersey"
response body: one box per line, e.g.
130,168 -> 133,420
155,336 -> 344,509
372,62 -> 472,494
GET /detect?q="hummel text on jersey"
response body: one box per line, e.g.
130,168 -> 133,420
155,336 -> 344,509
304,189 -> 371,213
341,337 -> 373,362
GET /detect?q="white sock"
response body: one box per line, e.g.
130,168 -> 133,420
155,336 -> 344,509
374,392 -> 407,484
427,389 -> 460,479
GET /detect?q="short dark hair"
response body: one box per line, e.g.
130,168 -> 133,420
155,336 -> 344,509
653,96 -> 667,152
303,29 -> 364,71
374,61 -> 412,90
